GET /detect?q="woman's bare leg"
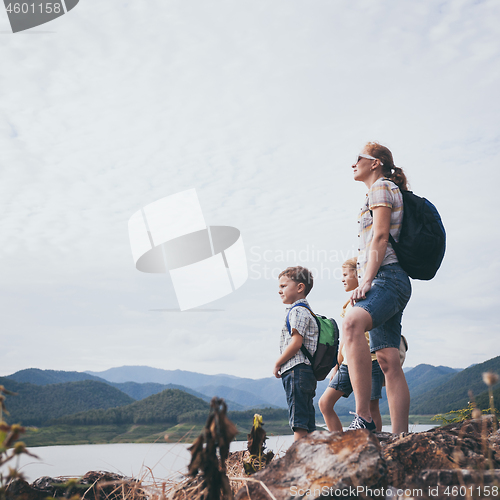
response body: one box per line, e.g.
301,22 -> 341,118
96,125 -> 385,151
342,307 -> 373,422
376,347 -> 409,434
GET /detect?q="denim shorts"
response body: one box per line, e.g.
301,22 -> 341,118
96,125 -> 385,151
354,263 -> 411,352
328,360 -> 383,400
281,363 -> 317,432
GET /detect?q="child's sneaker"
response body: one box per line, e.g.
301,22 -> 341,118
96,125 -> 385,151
346,412 -> 376,432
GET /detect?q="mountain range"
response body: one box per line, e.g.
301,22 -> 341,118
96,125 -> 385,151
3,355 -> 499,427
409,356 -> 500,414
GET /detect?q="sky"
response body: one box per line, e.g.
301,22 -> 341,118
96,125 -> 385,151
0,0 -> 499,379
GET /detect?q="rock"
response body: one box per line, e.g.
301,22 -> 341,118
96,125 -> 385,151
230,416 -> 500,500
438,414 -> 497,436
234,429 -> 387,500
30,475 -> 67,496
382,415 -> 500,488
4,478 -> 45,500
5,476 -> 67,500
403,469 -> 500,500
79,470 -> 146,499
488,427 -> 500,461
4,471 -> 146,500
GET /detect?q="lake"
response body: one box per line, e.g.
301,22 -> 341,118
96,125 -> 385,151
17,435 -> 295,484
17,425 -> 435,484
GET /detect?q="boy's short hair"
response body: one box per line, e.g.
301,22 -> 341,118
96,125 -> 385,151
278,266 -> 314,296
342,257 -> 357,270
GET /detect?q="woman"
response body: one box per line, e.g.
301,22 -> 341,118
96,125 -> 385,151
343,142 -> 411,434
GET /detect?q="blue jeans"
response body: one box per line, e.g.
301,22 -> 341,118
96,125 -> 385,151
328,360 -> 383,400
281,363 -> 317,432
354,263 -> 411,352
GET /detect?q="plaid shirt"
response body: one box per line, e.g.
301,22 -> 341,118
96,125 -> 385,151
357,177 -> 403,280
279,298 -> 318,374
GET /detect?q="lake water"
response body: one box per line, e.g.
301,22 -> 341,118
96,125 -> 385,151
17,425 -> 435,484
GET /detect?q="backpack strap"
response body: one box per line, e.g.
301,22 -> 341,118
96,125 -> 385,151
286,303 -> 318,364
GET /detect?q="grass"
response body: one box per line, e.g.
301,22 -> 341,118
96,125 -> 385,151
23,415 -> 439,447
22,419 -> 294,447
23,424 -> 139,446
23,424 -> 206,447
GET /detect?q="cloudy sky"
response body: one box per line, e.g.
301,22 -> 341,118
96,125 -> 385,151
0,0 -> 499,379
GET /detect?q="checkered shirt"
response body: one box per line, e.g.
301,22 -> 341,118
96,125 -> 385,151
279,298 -> 319,374
357,177 -> 403,280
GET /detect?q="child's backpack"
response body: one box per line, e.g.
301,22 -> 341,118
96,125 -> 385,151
286,303 -> 339,381
388,190 -> 446,280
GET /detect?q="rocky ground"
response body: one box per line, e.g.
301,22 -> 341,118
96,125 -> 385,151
4,416 -> 499,499
4,470 -> 148,499
233,415 -> 500,500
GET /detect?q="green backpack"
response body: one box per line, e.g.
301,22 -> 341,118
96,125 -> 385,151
286,303 -> 339,381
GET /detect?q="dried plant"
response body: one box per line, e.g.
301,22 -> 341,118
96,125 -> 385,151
482,371 -> 499,432
185,397 -> 238,500
242,414 -> 274,475
0,386 -> 38,500
482,372 -> 499,387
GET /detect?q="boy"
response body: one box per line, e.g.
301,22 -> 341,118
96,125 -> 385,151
319,258 -> 382,432
274,266 -> 318,441
319,257 -> 407,433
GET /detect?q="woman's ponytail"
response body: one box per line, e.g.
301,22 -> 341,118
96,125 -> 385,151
365,142 -> 409,192
388,166 -> 409,192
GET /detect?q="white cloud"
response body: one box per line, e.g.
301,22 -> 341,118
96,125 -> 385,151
0,0 -> 499,378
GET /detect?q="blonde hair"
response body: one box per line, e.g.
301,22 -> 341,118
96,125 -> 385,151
342,257 -> 357,270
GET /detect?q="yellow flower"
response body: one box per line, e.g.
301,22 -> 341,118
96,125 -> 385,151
253,414 -> 263,429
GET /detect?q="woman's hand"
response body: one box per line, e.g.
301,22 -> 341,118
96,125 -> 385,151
329,364 -> 339,381
350,280 -> 372,305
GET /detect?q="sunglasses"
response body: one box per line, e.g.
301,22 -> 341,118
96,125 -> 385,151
356,154 -> 384,166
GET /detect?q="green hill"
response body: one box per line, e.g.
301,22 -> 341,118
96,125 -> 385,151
0,377 -> 135,426
109,381 -> 172,399
404,364 -> 461,396
7,368 -> 107,385
378,364 -> 461,414
109,381 -> 214,404
50,388 -> 210,425
6,368 -> 242,406
409,356 -> 500,414
7,368 -> 207,402
475,384 -> 500,410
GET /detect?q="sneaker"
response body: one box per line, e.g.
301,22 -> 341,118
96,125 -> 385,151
346,412 -> 376,432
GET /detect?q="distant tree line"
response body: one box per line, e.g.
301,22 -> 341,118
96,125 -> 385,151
50,388 -> 210,425
0,378 -> 134,426
177,407 -> 289,425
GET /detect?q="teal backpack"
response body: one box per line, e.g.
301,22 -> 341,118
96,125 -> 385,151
286,303 -> 339,381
